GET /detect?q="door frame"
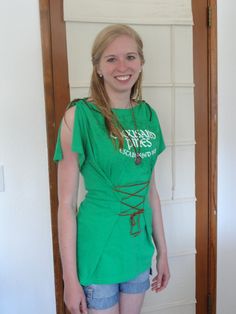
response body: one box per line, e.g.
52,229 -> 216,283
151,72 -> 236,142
193,0 -> 217,313
39,1 -> 217,313
39,1 -> 70,313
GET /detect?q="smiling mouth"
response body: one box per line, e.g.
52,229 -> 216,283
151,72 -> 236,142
115,75 -> 131,81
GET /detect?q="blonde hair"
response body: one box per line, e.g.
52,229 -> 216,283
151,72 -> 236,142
89,24 -> 145,149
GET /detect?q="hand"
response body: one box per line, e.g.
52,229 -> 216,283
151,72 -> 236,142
64,279 -> 88,314
151,253 -> 170,293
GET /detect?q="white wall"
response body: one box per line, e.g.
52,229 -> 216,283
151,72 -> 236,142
217,2 -> 236,314
0,1 -> 56,314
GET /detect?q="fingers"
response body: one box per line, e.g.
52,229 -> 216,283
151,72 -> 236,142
151,273 -> 170,293
66,298 -> 88,314
162,273 -> 170,289
151,274 -> 162,292
63,280 -> 88,314
68,305 -> 80,314
80,297 -> 88,314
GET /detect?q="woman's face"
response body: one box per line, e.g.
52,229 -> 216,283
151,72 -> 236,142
97,35 -> 142,98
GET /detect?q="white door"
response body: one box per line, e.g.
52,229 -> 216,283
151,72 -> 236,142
64,1 -> 195,313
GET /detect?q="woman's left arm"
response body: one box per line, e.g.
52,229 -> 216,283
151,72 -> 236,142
149,170 -> 170,293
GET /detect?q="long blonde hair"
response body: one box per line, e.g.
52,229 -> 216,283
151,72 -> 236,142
89,24 -> 145,149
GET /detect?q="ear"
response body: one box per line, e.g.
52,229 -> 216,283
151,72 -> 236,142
139,62 -> 144,71
94,63 -> 99,76
96,66 -> 102,77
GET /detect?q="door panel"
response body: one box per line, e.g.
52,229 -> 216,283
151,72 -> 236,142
64,2 -> 195,313
39,0 -> 217,313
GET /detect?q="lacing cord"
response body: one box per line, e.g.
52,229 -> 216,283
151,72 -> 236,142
113,181 -> 150,237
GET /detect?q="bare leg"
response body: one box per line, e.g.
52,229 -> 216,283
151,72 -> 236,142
88,303 -> 119,314
119,292 -> 146,314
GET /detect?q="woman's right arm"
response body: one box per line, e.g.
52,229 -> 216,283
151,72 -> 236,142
57,106 -> 87,314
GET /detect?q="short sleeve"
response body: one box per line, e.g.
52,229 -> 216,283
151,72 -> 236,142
152,108 -> 166,157
53,101 -> 86,170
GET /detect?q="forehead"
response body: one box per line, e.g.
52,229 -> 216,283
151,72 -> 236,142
103,35 -> 138,55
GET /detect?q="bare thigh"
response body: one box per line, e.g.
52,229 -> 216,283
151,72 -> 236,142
119,292 -> 146,314
88,303 -> 119,314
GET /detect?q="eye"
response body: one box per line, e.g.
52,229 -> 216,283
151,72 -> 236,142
127,55 -> 136,60
106,57 -> 116,63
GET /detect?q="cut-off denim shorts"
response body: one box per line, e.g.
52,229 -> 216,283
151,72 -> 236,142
82,268 -> 151,310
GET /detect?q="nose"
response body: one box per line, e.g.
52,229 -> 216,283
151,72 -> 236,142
116,59 -> 128,72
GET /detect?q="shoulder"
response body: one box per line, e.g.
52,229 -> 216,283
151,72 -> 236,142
63,98 -> 89,128
141,100 -> 158,121
66,98 -> 87,111
141,99 -> 155,111
63,105 -> 76,131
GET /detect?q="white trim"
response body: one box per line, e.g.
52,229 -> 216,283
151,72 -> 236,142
142,299 -> 196,313
165,141 -> 196,146
161,196 -> 196,204
167,249 -> 197,258
143,83 -> 195,88
64,17 -> 194,25
70,82 -> 195,88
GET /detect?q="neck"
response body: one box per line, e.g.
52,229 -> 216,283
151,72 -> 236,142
111,102 -> 131,109
107,91 -> 132,109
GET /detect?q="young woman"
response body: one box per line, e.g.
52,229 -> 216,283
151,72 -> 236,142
54,24 -> 170,314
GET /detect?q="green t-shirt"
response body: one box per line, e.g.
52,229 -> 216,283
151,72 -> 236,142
54,98 -> 165,285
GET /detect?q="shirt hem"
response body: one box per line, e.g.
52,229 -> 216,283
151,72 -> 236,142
80,262 -> 152,286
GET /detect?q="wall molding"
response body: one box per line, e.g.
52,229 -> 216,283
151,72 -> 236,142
167,249 -> 196,258
64,17 -> 194,25
163,141 -> 195,148
70,82 -> 195,88
142,298 -> 196,313
161,196 -> 196,205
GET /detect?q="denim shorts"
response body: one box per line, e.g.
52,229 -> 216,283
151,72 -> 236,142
82,268 -> 151,310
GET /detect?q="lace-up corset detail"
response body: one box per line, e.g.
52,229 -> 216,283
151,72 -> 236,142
113,181 -> 150,237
